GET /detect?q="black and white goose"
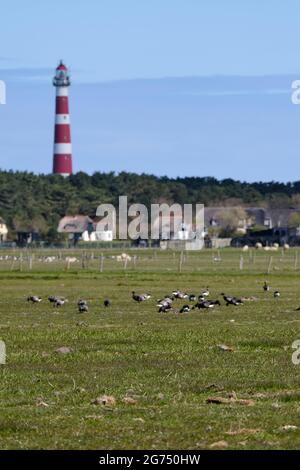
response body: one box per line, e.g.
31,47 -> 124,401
172,290 -> 188,299
158,303 -> 172,313
193,300 -> 215,310
263,281 -> 270,292
157,297 -> 173,308
53,298 -> 68,308
78,299 -> 88,312
228,297 -> 243,306
140,293 -> 151,300
189,294 -> 196,302
48,295 -> 58,303
78,304 -> 88,313
221,293 -> 243,306
157,295 -> 173,312
103,299 -> 111,307
274,290 -> 280,298
200,288 -> 210,297
27,296 -> 42,303
179,304 -> 190,313
132,291 -> 146,303
157,295 -> 174,305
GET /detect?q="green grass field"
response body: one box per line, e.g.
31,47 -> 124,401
0,248 -> 300,449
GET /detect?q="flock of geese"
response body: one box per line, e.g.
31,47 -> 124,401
26,281 -> 282,314
132,283 -> 282,313
26,295 -> 110,313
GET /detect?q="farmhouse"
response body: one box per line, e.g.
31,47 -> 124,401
205,207 -> 300,232
57,215 -> 93,243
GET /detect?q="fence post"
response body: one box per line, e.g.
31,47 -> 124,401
239,255 -> 244,270
10,257 -> 15,271
19,253 -> 23,272
178,251 -> 184,273
100,253 -> 104,272
267,256 -> 273,274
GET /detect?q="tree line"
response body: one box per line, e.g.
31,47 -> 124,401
1,170 -> 300,241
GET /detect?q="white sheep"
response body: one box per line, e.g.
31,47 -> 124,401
65,256 -> 78,263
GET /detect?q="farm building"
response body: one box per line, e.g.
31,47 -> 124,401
57,215 -> 94,243
58,215 -> 114,242
205,207 -> 300,232
17,230 -> 39,245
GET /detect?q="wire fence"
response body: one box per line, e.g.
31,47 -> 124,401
0,247 -> 299,274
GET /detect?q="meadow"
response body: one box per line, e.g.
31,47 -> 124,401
0,248 -> 300,449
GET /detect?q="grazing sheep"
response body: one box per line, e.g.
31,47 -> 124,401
65,257 -> 78,263
116,253 -> 132,262
44,256 -> 56,263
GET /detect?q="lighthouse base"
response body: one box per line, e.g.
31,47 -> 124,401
53,154 -> 72,176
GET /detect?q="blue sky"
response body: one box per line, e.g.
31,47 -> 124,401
0,0 -> 300,181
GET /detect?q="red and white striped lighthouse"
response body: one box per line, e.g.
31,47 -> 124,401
52,61 -> 72,176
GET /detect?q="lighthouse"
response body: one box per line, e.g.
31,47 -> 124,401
52,61 -> 72,176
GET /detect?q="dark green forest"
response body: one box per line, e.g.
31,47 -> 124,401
1,170 -> 300,240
